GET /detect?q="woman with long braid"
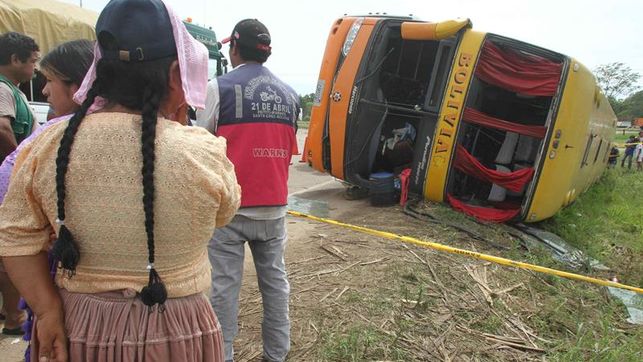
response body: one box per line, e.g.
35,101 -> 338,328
0,1 -> 240,361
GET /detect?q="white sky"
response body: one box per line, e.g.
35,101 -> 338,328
61,0 -> 643,95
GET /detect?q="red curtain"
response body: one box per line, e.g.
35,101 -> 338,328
476,41 -> 562,97
447,194 -> 521,223
453,145 -> 534,192
463,108 -> 546,138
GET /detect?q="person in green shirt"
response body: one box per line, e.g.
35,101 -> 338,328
0,31 -> 39,336
0,32 -> 40,161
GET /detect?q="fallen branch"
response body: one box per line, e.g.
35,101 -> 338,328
320,244 -> 347,261
296,261 -> 361,280
337,261 -> 361,274
309,320 -> 319,334
482,332 -> 527,345
493,282 -> 524,296
335,286 -> 350,300
293,285 -> 319,295
403,244 -> 429,266
289,255 -> 326,266
331,239 -> 370,245
320,287 -> 338,302
360,257 -> 388,266
465,265 -> 494,306
404,245 -> 450,303
484,336 -> 545,353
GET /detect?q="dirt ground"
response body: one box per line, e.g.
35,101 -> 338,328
232,185 -> 538,361
233,188 -> 641,361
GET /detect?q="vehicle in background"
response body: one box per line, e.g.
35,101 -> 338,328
30,101 -> 51,126
183,19 -> 228,79
634,117 -> 643,129
304,15 -> 616,223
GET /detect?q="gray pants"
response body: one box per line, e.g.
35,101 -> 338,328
208,215 -> 290,362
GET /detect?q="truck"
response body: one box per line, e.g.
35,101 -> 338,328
183,20 -> 227,79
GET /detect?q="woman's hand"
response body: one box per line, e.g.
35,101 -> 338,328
35,306 -> 68,362
2,253 -> 68,361
48,230 -> 57,249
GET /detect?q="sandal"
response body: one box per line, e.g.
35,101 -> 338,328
2,326 -> 24,336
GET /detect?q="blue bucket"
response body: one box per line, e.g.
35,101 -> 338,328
368,172 -> 397,206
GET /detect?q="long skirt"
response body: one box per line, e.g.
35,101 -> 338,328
31,289 -> 224,362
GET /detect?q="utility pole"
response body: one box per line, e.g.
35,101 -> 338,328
79,0 -> 83,8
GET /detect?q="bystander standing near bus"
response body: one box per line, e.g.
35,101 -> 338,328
0,30 -> 40,337
197,18 -> 299,362
621,135 -> 637,169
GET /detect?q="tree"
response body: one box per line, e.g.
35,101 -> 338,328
593,62 -> 641,100
299,93 -> 315,123
608,96 -> 626,118
616,90 -> 643,121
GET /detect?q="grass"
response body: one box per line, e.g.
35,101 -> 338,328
540,166 -> 643,286
318,325 -> 398,361
315,285 -> 409,361
313,256 -> 643,361
550,321 -> 643,361
533,280 -> 643,362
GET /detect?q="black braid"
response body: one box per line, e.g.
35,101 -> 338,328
51,56 -> 174,306
138,85 -> 168,308
52,85 -> 100,277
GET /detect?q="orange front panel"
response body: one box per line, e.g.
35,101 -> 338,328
306,18 -> 353,173
327,19 -> 377,179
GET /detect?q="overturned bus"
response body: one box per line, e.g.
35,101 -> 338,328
304,16 -> 616,223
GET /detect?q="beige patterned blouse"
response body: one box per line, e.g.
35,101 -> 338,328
0,112 -> 240,297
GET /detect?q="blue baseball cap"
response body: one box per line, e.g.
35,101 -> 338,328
96,0 -> 177,62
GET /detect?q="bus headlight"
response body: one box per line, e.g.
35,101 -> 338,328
342,17 -> 364,57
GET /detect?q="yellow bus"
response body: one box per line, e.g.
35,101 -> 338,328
305,16 -> 616,222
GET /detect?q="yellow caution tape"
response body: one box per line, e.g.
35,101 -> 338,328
287,210 -> 643,294
616,141 -> 642,147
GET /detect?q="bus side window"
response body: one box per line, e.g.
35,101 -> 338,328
603,142 -> 611,163
424,41 -> 454,112
581,134 -> 594,167
593,138 -> 603,164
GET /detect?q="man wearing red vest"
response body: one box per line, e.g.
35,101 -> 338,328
196,19 -> 299,362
